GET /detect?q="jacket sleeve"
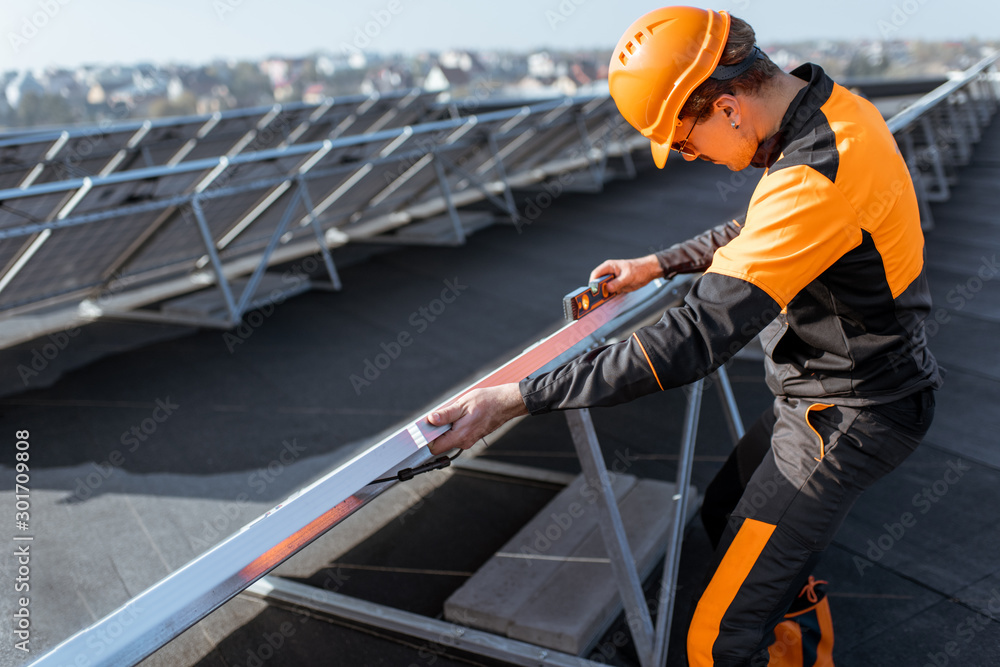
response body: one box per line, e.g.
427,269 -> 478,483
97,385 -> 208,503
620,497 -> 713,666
519,272 -> 779,414
654,218 -> 743,278
520,164 -> 865,415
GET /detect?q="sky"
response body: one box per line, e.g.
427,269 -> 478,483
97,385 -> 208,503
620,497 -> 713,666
2,0 -> 996,71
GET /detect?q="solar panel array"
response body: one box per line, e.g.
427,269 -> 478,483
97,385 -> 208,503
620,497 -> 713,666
887,53 -> 999,228
0,88 -> 437,190
0,92 -> 643,343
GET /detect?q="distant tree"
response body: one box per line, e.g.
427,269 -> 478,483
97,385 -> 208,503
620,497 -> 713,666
228,62 -> 274,107
147,92 -> 198,118
15,93 -> 76,127
846,49 -> 891,78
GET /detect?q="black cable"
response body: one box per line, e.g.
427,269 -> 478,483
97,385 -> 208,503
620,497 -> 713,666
366,436 -> 488,485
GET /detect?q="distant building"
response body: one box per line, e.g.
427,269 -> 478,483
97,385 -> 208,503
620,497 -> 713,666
303,83 -> 327,105
527,51 -> 557,79
5,71 -> 44,109
422,50 -> 489,97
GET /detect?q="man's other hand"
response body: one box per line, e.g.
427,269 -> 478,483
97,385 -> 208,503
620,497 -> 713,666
589,255 -> 663,294
427,383 -> 529,455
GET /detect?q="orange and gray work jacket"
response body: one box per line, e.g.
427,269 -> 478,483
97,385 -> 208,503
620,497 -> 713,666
520,63 -> 942,414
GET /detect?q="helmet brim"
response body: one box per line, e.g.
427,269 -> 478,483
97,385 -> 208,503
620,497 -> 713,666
651,137 -> 671,169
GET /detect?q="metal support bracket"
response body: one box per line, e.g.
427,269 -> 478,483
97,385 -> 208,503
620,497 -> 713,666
296,176 -> 342,291
189,197 -> 240,324
437,148 -> 520,224
487,131 -> 521,226
575,113 -> 607,191
565,408 -> 657,666
431,149 -> 467,245
563,364 -> 745,667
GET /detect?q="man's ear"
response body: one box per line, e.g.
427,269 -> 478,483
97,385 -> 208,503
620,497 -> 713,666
714,94 -> 740,117
714,94 -> 741,126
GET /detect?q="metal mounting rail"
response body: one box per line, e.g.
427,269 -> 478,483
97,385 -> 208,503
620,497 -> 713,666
27,275 -> 693,667
886,51 -> 1000,229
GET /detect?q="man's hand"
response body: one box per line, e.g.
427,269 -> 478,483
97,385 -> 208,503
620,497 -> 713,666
589,255 -> 663,294
426,383 -> 529,455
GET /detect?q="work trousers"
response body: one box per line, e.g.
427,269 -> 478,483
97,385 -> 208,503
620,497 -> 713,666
687,388 -> 936,666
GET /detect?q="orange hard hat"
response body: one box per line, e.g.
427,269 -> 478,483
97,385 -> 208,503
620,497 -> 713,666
608,7 -> 731,168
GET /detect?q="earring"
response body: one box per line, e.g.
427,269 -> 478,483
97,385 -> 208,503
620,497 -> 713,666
732,121 -> 740,130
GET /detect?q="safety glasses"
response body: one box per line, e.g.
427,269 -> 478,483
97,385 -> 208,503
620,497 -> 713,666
672,108 -> 705,158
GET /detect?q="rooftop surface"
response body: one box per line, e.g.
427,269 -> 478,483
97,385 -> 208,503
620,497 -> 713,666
1,119 -> 999,667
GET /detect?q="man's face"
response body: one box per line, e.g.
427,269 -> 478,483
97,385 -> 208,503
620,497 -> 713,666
674,106 -> 758,171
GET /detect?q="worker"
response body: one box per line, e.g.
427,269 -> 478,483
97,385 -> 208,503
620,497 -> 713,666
428,6 -> 941,665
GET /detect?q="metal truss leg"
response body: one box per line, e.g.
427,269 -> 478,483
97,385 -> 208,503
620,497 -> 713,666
713,364 -> 746,443
920,116 -> 950,202
565,408 -> 656,667
946,99 -> 972,165
961,90 -> 982,143
987,66 -> 1000,106
296,177 -> 342,291
432,151 -> 467,245
487,132 -> 521,227
576,115 -> 605,191
651,379 -> 703,667
233,184 -> 305,315
972,78 -> 991,125
900,130 -> 935,230
437,149 -> 519,224
189,197 -> 240,325
563,366 -> 744,667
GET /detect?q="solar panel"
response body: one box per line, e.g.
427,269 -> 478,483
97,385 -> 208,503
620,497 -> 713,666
75,170 -> 213,217
0,133 -> 65,189
33,126 -> 144,184
217,183 -> 304,260
364,143 -> 476,218
283,96 -> 368,146
365,128 -> 500,218
0,236 -> 28,279
112,117 -> 213,170
0,185 -> 78,230
331,90 -> 422,138
245,105 -> 317,152
0,207 -> 169,310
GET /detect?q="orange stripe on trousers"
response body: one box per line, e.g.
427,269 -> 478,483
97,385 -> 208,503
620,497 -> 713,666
688,518 -> 777,666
